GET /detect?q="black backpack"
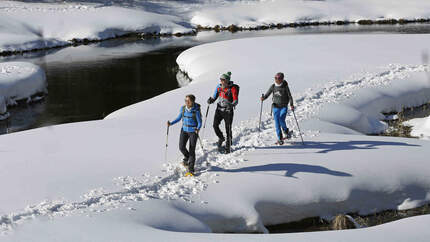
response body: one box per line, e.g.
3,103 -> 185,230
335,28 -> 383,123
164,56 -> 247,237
226,82 -> 240,103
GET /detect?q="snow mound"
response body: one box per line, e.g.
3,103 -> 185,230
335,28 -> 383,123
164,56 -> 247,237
0,61 -> 47,119
405,116 -> 430,140
0,1 -> 191,53
191,0 -> 430,28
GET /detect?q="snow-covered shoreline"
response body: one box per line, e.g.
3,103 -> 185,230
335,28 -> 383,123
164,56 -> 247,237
2,0 -> 430,55
0,62 -> 47,120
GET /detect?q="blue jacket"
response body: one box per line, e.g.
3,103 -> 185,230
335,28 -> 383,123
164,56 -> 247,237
170,103 -> 202,132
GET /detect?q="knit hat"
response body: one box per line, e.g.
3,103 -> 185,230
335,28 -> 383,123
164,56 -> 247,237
220,71 -> 232,81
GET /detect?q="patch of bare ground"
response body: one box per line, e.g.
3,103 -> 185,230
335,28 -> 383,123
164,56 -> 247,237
266,203 -> 430,233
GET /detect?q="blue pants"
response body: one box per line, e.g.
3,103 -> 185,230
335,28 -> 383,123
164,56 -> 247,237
273,106 -> 288,140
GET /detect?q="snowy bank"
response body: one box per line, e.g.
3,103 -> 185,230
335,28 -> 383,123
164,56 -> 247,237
3,200 -> 430,242
0,1 -> 190,54
405,116 -> 430,140
0,62 -> 46,119
176,34 -> 430,134
3,0 -> 430,54
2,34 -> 430,240
192,0 -> 430,28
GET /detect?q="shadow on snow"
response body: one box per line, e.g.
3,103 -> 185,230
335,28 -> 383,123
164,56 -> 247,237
210,163 -> 353,179
257,140 -> 420,154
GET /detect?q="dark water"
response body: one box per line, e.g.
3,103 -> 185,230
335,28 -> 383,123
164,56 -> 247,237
1,23 -> 430,134
0,47 -> 186,133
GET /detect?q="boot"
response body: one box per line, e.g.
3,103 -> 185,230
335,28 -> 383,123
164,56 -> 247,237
182,157 -> 189,168
217,137 -> 225,148
283,128 -> 292,139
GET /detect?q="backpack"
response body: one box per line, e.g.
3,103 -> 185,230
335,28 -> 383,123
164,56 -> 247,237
219,82 -> 240,103
230,83 -> 240,100
182,103 -> 201,123
271,81 -> 290,106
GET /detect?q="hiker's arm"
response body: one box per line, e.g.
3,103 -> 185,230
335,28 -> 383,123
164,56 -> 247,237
262,85 -> 273,100
212,85 -> 220,100
208,85 -> 220,104
169,107 -> 183,126
286,85 -> 294,107
196,110 -> 202,130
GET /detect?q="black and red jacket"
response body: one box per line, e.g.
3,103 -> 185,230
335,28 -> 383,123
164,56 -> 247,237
212,82 -> 238,110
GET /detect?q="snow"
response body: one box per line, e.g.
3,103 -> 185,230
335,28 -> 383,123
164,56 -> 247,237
0,62 -> 47,119
2,0 -> 430,54
192,0 -> 430,28
3,199 -> 430,242
175,34 -> 430,134
0,1 -> 191,53
405,116 -> 430,140
2,29 -> 430,242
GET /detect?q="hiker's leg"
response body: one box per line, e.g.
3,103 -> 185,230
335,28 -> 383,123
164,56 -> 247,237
273,107 -> 282,140
213,108 -> 225,141
179,129 -> 190,160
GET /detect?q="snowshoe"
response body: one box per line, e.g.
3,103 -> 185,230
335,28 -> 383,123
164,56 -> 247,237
274,140 -> 296,146
185,171 -> 194,177
185,167 -> 195,177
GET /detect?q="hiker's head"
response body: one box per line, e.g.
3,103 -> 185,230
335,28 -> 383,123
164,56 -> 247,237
274,72 -> 284,84
185,94 -> 195,108
220,77 -> 228,87
220,72 -> 232,87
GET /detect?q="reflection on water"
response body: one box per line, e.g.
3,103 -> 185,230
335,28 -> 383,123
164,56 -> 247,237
1,23 -> 430,134
0,47 -> 186,134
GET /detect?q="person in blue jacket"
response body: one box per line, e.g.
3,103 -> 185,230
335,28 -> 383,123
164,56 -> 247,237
167,94 -> 202,173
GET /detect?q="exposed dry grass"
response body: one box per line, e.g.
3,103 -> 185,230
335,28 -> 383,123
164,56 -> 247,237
381,102 -> 430,138
331,214 -> 357,230
266,203 -> 430,234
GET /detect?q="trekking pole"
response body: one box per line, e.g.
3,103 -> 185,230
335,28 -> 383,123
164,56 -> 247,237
197,133 -> 205,152
201,105 -> 210,138
258,94 -> 264,133
292,109 -> 305,145
165,125 -> 170,162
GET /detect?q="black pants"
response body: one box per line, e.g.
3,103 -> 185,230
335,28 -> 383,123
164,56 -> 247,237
213,108 -> 234,150
179,129 -> 198,172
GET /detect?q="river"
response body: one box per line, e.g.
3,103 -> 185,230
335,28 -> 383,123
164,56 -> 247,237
1,23 -> 430,134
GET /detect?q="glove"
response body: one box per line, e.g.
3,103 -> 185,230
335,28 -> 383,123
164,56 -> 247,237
290,105 -> 295,111
207,97 -> 215,104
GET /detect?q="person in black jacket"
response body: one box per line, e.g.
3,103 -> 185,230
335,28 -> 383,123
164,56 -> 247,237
207,72 -> 238,153
261,72 -> 295,145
